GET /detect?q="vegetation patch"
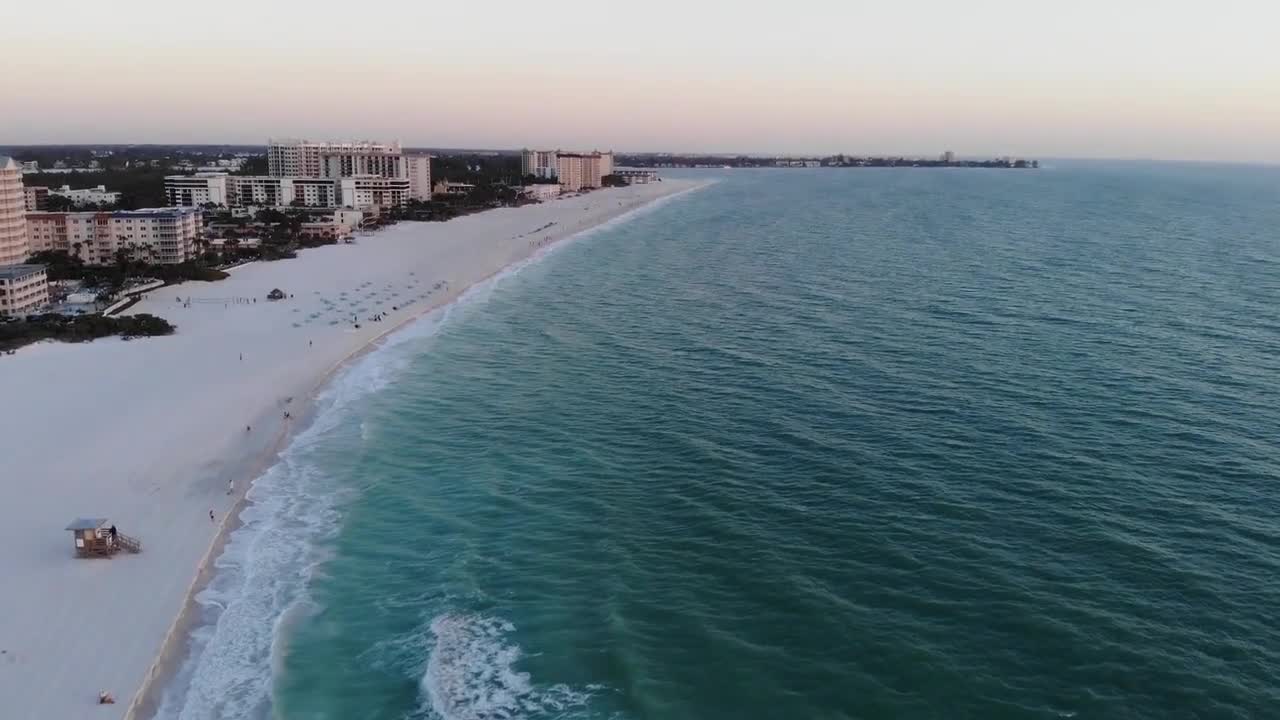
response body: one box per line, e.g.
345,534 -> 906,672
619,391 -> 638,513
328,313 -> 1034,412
0,313 -> 175,353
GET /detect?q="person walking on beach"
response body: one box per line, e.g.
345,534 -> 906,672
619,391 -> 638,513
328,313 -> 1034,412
109,525 -> 117,542
209,510 -> 215,522
227,478 -> 234,495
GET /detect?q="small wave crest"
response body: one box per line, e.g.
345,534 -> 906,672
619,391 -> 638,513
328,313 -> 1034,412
422,614 -> 597,720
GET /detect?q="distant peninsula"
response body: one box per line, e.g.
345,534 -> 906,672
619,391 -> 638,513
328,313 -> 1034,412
617,153 -> 1038,169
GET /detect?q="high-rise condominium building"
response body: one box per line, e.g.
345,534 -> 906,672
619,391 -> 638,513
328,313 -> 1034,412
406,154 -> 432,201
0,157 -> 32,266
555,151 -> 615,192
1,158 -> 49,314
268,139 -> 405,179
522,149 -> 560,179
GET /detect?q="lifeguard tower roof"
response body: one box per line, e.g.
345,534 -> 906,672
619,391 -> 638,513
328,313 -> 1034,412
65,518 -> 110,531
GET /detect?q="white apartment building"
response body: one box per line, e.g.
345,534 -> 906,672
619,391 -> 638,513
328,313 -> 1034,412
0,264 -> 49,317
613,169 -> 658,184
290,177 -> 341,207
268,139 -> 405,179
165,173 -> 230,207
339,176 -> 411,209
49,184 -> 121,207
109,208 -> 203,264
228,175 -> 290,207
522,149 -> 559,179
0,157 -> 31,265
406,154 -> 432,201
221,176 -> 340,208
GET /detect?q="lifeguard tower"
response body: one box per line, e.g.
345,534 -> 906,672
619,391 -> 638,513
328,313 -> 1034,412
64,518 -> 142,558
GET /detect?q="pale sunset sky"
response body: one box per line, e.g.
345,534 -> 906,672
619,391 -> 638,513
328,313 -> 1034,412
2,0 -> 1278,162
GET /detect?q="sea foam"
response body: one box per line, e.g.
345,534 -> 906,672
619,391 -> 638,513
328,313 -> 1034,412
421,614 -> 597,720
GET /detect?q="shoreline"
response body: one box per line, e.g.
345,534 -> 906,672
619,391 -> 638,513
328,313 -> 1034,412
120,179 -> 711,719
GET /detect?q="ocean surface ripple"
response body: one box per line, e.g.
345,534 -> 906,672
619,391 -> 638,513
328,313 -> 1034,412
165,164 -> 1280,720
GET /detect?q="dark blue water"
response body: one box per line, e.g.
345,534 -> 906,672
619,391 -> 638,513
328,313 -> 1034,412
165,163 -> 1280,720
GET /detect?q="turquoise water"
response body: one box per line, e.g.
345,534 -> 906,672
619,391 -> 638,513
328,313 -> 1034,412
161,164 -> 1280,720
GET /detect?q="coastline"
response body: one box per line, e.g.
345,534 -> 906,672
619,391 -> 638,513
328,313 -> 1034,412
108,178 -> 711,720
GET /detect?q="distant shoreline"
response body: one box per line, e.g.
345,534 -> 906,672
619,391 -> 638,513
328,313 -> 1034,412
619,159 -> 1039,170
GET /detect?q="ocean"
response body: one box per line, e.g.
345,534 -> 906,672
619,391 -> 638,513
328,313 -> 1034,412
157,163 -> 1280,720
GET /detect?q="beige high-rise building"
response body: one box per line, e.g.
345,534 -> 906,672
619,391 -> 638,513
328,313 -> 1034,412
406,154 -> 432,201
555,151 -> 615,192
0,157 -> 32,266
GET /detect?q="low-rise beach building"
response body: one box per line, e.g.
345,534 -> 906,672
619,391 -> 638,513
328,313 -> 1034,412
205,237 -> 262,253
521,184 -> 562,200
299,219 -> 355,241
0,264 -> 49,317
433,181 -> 475,197
49,184 -> 121,207
25,212 -> 113,261
339,175 -> 410,209
109,208 -> 203,264
613,169 -> 659,184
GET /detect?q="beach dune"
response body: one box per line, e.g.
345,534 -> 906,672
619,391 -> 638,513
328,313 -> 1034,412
0,179 -> 701,720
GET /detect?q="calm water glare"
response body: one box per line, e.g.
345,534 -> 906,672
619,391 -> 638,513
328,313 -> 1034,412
161,163 -> 1280,720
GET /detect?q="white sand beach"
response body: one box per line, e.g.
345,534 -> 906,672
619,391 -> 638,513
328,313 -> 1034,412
0,179 -> 701,720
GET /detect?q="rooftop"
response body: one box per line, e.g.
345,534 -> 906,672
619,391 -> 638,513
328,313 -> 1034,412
0,265 -> 47,280
64,517 -> 109,531
113,207 -> 201,217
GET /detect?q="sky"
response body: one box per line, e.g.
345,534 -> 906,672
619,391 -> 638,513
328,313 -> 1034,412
3,0 -> 1278,162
